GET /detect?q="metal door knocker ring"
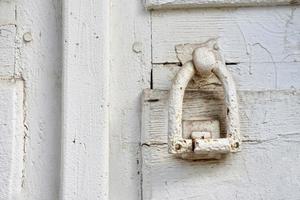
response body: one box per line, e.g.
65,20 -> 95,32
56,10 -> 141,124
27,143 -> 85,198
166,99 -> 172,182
168,42 -> 241,160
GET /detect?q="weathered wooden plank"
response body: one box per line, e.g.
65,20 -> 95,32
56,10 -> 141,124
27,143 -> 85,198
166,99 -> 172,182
142,89 -> 300,199
16,0 -> 64,199
0,80 -> 24,199
152,7 -> 300,63
142,140 -> 300,200
61,0 -> 110,199
145,0 -> 299,10
153,62 -> 300,90
142,89 -> 300,144
0,25 -> 15,76
109,0 -> 152,199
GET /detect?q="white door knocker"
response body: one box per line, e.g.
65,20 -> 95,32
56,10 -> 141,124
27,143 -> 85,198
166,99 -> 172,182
168,41 -> 241,160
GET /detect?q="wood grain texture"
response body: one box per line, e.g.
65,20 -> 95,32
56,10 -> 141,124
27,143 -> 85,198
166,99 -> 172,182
145,0 -> 299,9
142,89 -> 300,143
152,7 -> 300,64
142,89 -> 300,199
61,0 -> 109,199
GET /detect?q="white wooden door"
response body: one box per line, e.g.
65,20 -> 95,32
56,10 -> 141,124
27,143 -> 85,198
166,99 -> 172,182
1,0 -> 299,199
140,2 -> 300,200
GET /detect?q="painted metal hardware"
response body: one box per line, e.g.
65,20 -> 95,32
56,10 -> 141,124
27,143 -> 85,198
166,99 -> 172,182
168,40 -> 240,160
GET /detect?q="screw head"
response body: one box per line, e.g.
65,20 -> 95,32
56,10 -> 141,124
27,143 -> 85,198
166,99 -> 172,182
175,143 -> 181,150
132,42 -> 142,53
23,32 -> 33,42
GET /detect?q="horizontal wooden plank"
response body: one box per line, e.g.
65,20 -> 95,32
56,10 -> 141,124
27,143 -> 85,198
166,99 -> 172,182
153,62 -> 300,90
142,89 -> 300,144
145,0 -> 299,9
142,139 -> 300,200
152,6 -> 300,63
0,25 -> 15,76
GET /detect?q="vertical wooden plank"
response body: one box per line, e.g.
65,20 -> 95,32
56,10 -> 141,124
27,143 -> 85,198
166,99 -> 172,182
0,0 -> 16,77
60,0 -> 109,199
0,80 -> 24,200
16,0 -> 63,199
109,0 -> 151,199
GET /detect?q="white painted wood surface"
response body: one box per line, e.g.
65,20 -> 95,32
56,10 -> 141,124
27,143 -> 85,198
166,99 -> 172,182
0,1 -> 15,76
143,142 -> 300,200
0,25 -> 15,76
16,0 -> 63,199
61,0 -> 110,199
0,0 -> 299,199
0,2 -> 25,200
143,89 -> 300,143
143,5 -> 300,199
152,7 -> 300,64
153,62 -> 300,90
109,0 -> 151,199
145,0 -> 299,9
0,80 -> 24,200
142,89 -> 300,199
0,1 -> 15,25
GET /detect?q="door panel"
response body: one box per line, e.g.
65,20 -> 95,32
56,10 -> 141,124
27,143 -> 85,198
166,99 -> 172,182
142,5 -> 300,200
142,89 -> 300,200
